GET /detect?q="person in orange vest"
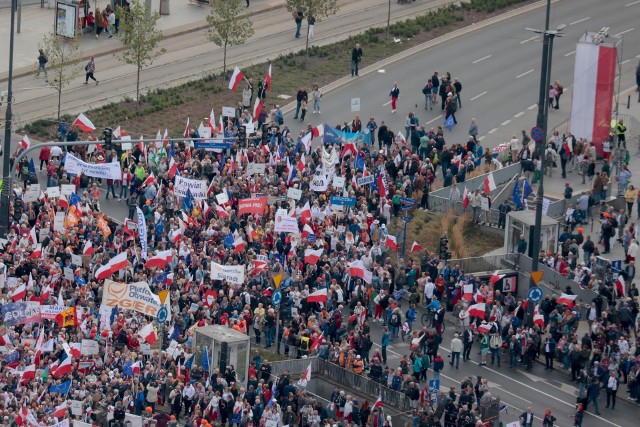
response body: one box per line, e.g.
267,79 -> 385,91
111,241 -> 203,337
353,355 -> 364,374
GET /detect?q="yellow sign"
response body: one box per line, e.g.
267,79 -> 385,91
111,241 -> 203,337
273,273 -> 283,289
530,271 -> 544,285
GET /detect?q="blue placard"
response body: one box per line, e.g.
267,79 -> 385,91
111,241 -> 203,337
402,216 -> 411,222
272,289 -> 282,308
611,260 -> 622,272
399,197 -> 416,206
527,286 -> 543,303
357,175 -> 375,186
330,196 -> 357,207
194,140 -> 232,150
428,379 -> 440,393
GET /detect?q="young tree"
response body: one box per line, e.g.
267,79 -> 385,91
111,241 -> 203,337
40,33 -> 81,121
117,1 -> 165,103
285,0 -> 339,60
206,0 -> 255,74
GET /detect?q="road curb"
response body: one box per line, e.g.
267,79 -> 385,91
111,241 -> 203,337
0,3 -> 285,84
280,0 -> 561,116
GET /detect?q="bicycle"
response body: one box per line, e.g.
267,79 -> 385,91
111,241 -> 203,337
421,308 -> 446,332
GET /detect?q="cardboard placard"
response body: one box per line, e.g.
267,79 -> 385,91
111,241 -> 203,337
71,400 -> 83,415
332,177 -> 345,188
61,184 -> 76,196
287,188 -> 302,200
54,212 -> 66,233
23,189 -> 39,203
39,228 -> 50,240
140,342 -> 153,355
47,186 -> 61,198
81,339 -> 99,355
120,135 -> 132,151
246,163 -> 266,176
216,192 -> 229,205
222,106 -> 236,117
63,267 -> 74,282
71,254 -> 82,267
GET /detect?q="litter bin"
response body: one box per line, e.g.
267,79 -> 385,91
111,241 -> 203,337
160,0 -> 170,15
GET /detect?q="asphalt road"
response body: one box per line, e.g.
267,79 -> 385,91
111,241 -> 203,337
2,0 -> 455,125
283,0 -> 640,151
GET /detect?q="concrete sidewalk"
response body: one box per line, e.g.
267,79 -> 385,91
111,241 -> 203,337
0,0 -> 284,80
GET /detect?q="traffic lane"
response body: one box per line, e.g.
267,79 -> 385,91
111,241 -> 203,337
286,0 -> 640,146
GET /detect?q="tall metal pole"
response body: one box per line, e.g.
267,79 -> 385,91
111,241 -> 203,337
530,0 -> 552,279
1,0 -> 17,239
386,0 -> 391,39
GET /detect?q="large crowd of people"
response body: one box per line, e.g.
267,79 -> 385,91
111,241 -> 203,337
1,64 -> 639,427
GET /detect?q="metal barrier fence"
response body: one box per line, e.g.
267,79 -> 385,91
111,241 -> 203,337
446,253 -> 519,274
270,356 -> 320,377
317,359 -> 415,412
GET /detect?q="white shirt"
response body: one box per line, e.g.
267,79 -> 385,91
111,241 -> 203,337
607,376 -> 618,390
618,339 -> 629,353
424,282 -> 436,300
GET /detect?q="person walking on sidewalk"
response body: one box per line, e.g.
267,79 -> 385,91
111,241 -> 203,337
36,49 -> 48,80
293,9 -> 303,39
84,57 -> 98,85
351,43 -> 363,77
95,8 -> 105,39
389,82 -> 400,113
605,371 -> 618,409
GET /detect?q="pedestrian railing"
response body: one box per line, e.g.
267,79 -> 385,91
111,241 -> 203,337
270,356 -> 320,377
446,253 -> 520,274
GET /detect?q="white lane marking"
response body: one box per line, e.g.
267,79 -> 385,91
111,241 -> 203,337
488,128 -> 498,134
626,1 -> 640,6
438,347 -> 623,427
426,115 -> 443,125
472,54 -> 492,64
569,17 -> 590,26
478,136 -> 486,141
501,119 -> 512,126
514,111 -> 525,118
470,91 -> 487,101
371,342 -> 402,357
615,28 -> 635,36
520,35 -> 538,44
382,100 -> 392,106
622,59 -> 631,65
528,104 -> 538,110
564,50 -> 576,57
516,69 -> 534,78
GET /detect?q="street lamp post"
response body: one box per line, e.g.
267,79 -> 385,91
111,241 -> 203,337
1,0 -> 17,240
527,0 -> 564,312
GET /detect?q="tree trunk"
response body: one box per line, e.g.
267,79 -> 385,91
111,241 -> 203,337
136,66 -> 141,105
305,24 -> 310,63
57,86 -> 62,121
223,41 -> 228,74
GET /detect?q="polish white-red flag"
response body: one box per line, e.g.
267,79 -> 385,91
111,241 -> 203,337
208,109 -> 216,131
615,276 -> 626,298
53,401 -> 68,419
462,284 -> 474,301
556,293 -> 577,308
341,142 -> 357,158
410,241 -> 422,253
138,323 -> 158,345
477,323 -> 492,334
489,270 -> 505,286
312,124 -> 325,138
73,113 -> 96,133
348,260 -> 373,284
483,173 -> 496,193
265,63 -> 272,92
228,66 -> 245,91
385,235 -> 398,251
94,252 -> 128,280
462,187 -> 470,209
253,97 -> 264,119
307,288 -> 328,304
83,240 -> 94,255
144,250 -> 173,269
28,225 -> 37,243
183,117 -> 190,138
10,284 -> 26,301
142,173 -> 155,187
53,356 -> 72,378
304,248 -> 323,265
373,396 -> 383,409
168,157 -> 178,179
30,243 -> 42,259
21,364 -> 36,384
297,201 -> 312,224
20,134 -> 31,150
216,204 -> 230,218
467,303 -> 486,319
233,236 -> 246,253
297,154 -> 306,172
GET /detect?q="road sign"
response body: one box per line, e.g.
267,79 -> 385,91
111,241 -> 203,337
272,289 -> 282,308
527,286 -> 543,303
531,126 -> 544,142
530,270 -> 544,285
157,306 -> 169,324
351,98 -> 361,112
428,379 -> 440,393
402,216 -> 411,222
273,273 -> 283,289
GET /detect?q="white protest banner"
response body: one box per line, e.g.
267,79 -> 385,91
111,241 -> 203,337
246,163 -> 267,176
310,173 -> 330,192
81,339 -> 99,355
216,191 -> 229,205
48,419 -> 70,427
71,254 -> 82,266
102,280 -> 162,317
166,340 -> 178,358
222,106 -> 236,117
24,189 -> 39,202
140,342 -> 153,355
124,414 -> 144,427
481,197 -> 490,211
120,135 -> 132,151
40,305 -> 66,320
54,212 -> 66,232
189,302 -> 199,312
174,175 -> 207,200
275,215 -> 300,235
542,198 -> 550,216
64,152 -> 122,180
61,184 -> 76,196
245,122 -> 255,134
287,187 -> 303,200
210,262 -> 245,285
136,207 -> 148,261
333,176 -> 345,188
47,186 -> 61,198
63,267 -> 74,282
39,228 -> 50,241
200,127 -> 212,139
265,420 -> 278,427
71,400 -> 82,415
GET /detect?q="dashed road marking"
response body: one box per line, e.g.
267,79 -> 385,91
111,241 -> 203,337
472,55 -> 492,64
382,100 -> 392,106
516,69 -> 534,78
514,111 -> 525,118
626,1 -> 640,6
470,91 -> 487,101
478,136 -> 486,141
564,50 -> 576,57
569,17 -> 590,26
488,128 -> 498,134
501,119 -> 512,126
528,104 -> 538,110
520,35 -> 538,44
615,28 -> 635,36
622,59 -> 631,65
426,115 -> 443,125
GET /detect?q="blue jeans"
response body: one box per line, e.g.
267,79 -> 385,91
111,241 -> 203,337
390,325 -> 399,341
589,394 -> 600,413
352,60 -> 360,76
433,370 -> 441,381
265,327 -> 275,347
313,98 -> 321,112
119,184 -> 128,199
295,21 -> 302,38
106,185 -> 116,199
491,348 -> 501,367
509,349 -> 517,367
294,100 -> 301,118
450,352 -> 460,369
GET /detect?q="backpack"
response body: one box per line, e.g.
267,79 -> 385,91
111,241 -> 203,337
556,85 -> 563,95
391,313 -> 400,326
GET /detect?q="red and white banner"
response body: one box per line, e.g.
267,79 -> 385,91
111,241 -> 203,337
570,40 -> 617,154
238,197 -> 267,216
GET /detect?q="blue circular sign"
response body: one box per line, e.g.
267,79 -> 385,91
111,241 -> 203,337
527,286 -> 543,303
531,126 -> 544,143
157,306 -> 169,324
272,289 -> 282,307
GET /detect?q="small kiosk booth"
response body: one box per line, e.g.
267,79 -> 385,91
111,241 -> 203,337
504,210 -> 559,258
193,325 -> 251,385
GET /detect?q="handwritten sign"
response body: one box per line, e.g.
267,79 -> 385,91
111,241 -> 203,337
287,188 -> 302,200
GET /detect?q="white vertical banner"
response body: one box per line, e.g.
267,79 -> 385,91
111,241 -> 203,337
136,207 -> 148,260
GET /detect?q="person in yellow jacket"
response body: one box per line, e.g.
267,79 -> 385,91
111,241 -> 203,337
353,355 -> 364,374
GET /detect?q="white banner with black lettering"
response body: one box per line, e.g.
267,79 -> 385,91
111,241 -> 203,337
136,207 -> 148,260
210,263 -> 245,285
64,153 -> 121,180
174,176 -> 208,200
310,173 -> 330,192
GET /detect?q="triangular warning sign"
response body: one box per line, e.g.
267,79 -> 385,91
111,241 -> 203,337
530,271 -> 544,285
273,273 -> 283,289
